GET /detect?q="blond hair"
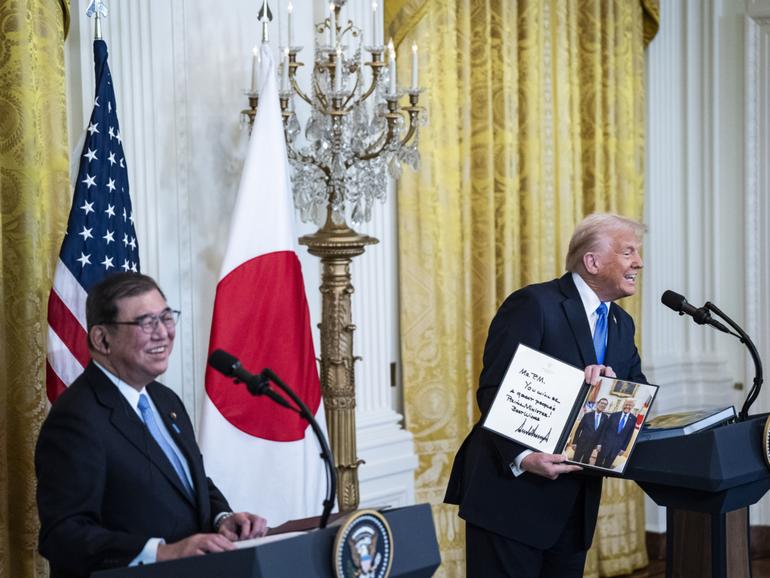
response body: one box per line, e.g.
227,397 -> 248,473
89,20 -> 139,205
565,213 -> 646,272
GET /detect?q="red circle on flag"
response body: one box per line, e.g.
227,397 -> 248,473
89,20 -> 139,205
205,252 -> 321,442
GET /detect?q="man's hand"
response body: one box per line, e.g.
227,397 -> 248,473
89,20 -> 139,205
156,534 -> 235,560
584,364 -> 616,385
217,512 -> 268,541
520,453 -> 582,480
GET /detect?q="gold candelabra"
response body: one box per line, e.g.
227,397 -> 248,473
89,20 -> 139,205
243,0 -> 423,513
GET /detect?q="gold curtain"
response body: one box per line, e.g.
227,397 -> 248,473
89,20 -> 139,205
0,1 -> 70,577
386,0 -> 659,576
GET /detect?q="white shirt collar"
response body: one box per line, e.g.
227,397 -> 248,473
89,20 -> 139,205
93,361 -> 147,418
571,271 -> 611,323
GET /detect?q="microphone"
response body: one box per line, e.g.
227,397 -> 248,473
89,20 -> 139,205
661,290 -> 730,333
208,350 -> 293,409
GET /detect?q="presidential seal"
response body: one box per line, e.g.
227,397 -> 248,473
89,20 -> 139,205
333,509 -> 393,578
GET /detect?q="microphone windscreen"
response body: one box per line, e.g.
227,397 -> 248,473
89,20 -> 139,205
661,290 -> 686,312
208,349 -> 239,376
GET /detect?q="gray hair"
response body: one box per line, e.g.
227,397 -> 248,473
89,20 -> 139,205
565,213 -> 646,272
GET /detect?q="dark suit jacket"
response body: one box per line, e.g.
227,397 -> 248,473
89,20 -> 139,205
573,410 -> 609,456
36,362 -> 231,578
599,411 -> 637,458
444,273 -> 645,550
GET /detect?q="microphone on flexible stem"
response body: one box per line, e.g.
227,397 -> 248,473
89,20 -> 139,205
660,290 -> 731,334
208,350 -> 337,529
660,290 -> 764,421
208,350 -> 293,410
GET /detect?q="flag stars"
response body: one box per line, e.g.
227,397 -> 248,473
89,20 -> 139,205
87,122 -> 99,135
105,204 -> 115,218
80,200 -> 95,215
103,230 -> 115,244
107,152 -> 116,165
119,157 -> 125,168
123,233 -> 129,247
82,174 -> 96,189
101,256 -> 114,270
84,148 -> 98,162
116,131 -> 123,145
108,126 -> 115,139
121,259 -> 131,271
78,226 -> 93,241
76,253 -> 91,267
130,262 -> 138,273
108,101 -> 112,114
122,208 -> 127,222
128,237 -> 137,251
129,212 -> 135,225
94,96 -> 100,107
106,178 -> 116,192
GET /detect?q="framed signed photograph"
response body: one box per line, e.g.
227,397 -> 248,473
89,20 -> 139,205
482,344 -> 659,476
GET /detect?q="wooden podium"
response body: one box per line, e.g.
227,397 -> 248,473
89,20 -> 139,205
92,503 -> 440,578
626,415 -> 770,578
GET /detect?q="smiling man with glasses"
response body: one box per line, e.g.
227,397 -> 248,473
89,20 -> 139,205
36,272 -> 268,578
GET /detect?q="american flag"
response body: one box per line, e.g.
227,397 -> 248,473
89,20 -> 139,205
46,39 -> 139,402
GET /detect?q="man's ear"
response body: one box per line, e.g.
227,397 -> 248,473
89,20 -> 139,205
582,252 -> 600,275
90,326 -> 110,355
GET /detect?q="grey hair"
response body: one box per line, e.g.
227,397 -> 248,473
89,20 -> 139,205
565,213 -> 646,272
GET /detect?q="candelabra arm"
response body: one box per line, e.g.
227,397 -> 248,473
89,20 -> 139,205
358,64 -> 385,102
353,134 -> 391,163
342,75 -> 362,110
285,140 -> 331,179
398,109 -> 420,148
289,61 -> 313,106
353,110 -> 403,163
290,74 -> 313,107
311,72 -> 330,111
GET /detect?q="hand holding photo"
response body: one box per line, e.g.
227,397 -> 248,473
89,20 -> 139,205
483,344 -> 658,475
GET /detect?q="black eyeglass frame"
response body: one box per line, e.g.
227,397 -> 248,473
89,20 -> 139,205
102,309 -> 181,334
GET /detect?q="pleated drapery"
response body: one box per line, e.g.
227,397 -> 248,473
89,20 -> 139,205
386,1 -> 659,575
0,2 -> 70,577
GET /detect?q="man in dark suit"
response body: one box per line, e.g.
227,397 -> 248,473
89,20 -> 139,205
571,397 -> 609,464
596,398 -> 638,469
36,273 -> 268,578
445,213 -> 646,577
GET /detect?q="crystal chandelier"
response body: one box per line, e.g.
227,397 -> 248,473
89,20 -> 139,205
242,0 -> 425,513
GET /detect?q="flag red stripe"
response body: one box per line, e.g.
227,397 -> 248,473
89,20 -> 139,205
206,251 -> 320,442
47,290 -> 91,368
45,361 -> 67,402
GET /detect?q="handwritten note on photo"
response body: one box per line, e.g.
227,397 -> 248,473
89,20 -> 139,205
482,344 -> 585,454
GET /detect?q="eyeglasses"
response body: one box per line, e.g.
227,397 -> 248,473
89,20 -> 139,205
106,309 -> 181,334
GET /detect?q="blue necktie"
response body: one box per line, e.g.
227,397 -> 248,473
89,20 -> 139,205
138,394 -> 194,499
593,303 -> 608,364
618,414 -> 627,433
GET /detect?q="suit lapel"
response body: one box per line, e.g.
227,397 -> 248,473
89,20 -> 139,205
558,274 -> 596,367
88,363 -> 152,461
